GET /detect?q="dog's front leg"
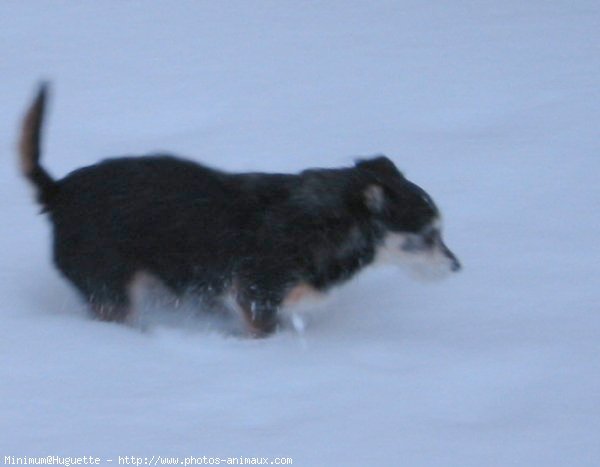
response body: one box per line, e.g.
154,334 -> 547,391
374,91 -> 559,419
235,292 -> 280,337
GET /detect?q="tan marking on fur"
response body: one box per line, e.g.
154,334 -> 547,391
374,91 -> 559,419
226,280 -> 269,337
19,84 -> 47,175
234,298 -> 271,338
19,106 -> 37,174
283,283 -> 321,307
241,312 -> 268,338
364,184 -> 384,211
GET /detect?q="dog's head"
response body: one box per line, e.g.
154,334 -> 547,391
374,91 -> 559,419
356,156 -> 461,280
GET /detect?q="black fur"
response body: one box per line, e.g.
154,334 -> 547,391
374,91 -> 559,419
19,84 -> 455,335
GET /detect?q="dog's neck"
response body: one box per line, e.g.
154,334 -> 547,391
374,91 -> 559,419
306,221 -> 384,291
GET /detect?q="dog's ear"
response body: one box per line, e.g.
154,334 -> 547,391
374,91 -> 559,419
355,155 -> 403,180
363,184 -> 385,212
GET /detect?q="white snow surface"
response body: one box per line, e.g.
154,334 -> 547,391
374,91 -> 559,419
1,2 -> 599,465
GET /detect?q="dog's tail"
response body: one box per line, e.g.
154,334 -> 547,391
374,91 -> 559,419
19,82 -> 58,208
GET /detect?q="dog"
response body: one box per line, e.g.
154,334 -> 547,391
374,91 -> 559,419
19,83 -> 461,336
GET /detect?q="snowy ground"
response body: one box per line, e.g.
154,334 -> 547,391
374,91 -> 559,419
1,1 -> 599,465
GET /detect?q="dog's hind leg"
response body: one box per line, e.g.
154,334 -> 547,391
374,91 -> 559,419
84,280 -> 133,323
57,259 -> 135,323
54,240 -> 138,323
90,300 -> 130,323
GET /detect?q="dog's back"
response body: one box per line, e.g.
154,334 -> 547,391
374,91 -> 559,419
52,156 -> 241,290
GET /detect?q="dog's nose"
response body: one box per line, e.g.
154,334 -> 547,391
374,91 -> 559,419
439,239 -> 461,272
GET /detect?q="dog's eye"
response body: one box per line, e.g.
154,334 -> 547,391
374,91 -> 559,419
423,231 -> 436,247
400,228 -> 440,252
401,235 -> 424,252
421,227 -> 440,247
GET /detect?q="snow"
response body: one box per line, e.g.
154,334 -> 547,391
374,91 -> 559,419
1,1 -> 599,465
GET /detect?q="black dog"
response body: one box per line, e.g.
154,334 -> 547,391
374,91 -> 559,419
19,84 -> 460,336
